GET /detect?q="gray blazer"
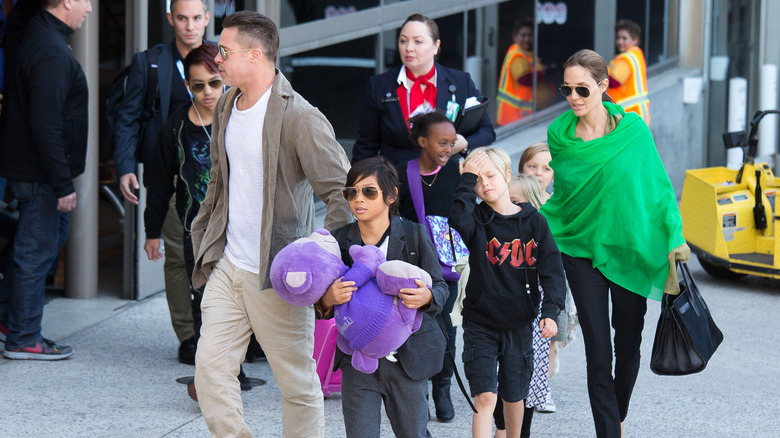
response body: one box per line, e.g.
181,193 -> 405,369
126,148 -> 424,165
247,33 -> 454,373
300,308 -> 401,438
330,217 -> 448,381
191,71 -> 353,289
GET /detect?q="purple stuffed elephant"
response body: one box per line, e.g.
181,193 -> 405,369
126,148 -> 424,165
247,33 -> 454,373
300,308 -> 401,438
334,245 -> 431,374
270,229 -> 433,374
269,229 -> 348,307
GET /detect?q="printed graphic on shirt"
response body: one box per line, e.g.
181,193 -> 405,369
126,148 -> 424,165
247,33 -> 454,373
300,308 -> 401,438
485,237 -> 537,267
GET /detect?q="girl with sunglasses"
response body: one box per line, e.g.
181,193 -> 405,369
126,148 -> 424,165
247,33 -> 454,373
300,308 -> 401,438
317,156 -> 448,438
542,49 -> 688,438
395,110 -> 461,422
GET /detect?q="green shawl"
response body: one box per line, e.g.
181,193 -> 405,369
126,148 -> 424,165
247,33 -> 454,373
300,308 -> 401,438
541,102 -> 684,301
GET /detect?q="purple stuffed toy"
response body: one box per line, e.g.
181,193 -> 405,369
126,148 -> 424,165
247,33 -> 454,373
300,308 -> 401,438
269,229 -> 347,307
270,229 -> 432,374
334,245 -> 431,374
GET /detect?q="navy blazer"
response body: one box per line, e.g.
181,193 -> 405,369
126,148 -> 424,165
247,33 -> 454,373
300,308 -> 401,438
330,217 -> 448,381
114,40 -> 215,177
352,63 -> 496,165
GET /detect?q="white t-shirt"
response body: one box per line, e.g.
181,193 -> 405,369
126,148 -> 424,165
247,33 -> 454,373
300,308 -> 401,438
223,88 -> 272,274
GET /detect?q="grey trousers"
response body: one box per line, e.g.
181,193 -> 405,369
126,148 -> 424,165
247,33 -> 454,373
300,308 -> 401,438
341,357 -> 432,438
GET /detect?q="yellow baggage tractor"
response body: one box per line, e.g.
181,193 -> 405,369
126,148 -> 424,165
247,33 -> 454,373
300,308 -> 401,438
680,110 -> 780,279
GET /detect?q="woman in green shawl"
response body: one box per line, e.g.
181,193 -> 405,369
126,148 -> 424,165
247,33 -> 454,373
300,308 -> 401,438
540,49 -> 689,438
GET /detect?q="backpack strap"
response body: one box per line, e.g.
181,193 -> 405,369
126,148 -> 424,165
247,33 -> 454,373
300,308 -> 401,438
141,47 -> 160,121
402,216 -> 477,414
401,218 -> 420,266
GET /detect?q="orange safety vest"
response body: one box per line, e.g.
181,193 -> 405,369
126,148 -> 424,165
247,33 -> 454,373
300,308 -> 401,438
608,46 -> 650,124
497,45 -> 537,126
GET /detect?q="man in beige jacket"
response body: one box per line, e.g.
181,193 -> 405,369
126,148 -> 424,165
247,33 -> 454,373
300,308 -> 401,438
190,11 -> 351,437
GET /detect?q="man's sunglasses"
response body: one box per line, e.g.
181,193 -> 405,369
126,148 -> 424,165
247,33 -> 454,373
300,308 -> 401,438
558,79 -> 605,98
342,186 -> 383,201
218,46 -> 254,60
189,79 -> 223,93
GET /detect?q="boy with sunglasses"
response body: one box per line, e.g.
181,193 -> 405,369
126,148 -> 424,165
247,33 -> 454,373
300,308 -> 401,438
143,44 -> 221,347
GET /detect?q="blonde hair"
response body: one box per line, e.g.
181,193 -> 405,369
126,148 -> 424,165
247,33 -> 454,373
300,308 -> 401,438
464,146 -> 513,181
518,142 -> 551,174
510,174 -> 544,209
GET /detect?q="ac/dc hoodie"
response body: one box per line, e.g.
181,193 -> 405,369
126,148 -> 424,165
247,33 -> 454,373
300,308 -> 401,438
449,172 -> 566,330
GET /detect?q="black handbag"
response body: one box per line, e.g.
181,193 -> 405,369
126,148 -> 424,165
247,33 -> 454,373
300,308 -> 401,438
650,261 -> 724,375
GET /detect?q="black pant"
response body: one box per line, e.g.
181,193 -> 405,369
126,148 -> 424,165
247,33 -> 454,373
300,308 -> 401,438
493,399 -> 533,437
432,281 -> 459,387
562,254 -> 647,438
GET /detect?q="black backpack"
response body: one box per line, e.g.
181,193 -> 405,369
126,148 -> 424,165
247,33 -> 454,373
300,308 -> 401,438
105,48 -> 160,146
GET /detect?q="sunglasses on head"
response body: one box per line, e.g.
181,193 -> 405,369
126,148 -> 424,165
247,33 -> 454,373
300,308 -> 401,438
342,186 -> 382,201
558,79 -> 605,98
189,79 -> 223,93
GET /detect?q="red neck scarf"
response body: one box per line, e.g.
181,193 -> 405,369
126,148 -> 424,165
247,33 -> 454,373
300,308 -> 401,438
397,65 -> 437,128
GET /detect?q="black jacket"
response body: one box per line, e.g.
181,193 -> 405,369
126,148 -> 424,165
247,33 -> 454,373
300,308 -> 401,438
113,42 -> 174,178
113,40 -> 215,178
144,104 -> 211,239
0,9 -> 88,198
352,63 -> 496,165
449,172 -> 565,330
329,217 -> 448,381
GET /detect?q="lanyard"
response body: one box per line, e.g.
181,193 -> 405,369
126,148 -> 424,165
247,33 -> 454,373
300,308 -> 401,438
176,59 -> 192,98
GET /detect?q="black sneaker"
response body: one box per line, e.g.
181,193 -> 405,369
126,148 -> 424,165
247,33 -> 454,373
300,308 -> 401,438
178,337 -> 197,365
238,366 -> 252,391
4,338 -> 74,360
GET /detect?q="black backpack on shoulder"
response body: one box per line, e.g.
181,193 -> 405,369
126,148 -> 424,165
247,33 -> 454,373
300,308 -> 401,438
105,47 -> 161,147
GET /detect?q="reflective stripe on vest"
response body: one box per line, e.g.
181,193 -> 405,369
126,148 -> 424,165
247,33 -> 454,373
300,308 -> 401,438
497,90 -> 532,110
613,48 -> 647,104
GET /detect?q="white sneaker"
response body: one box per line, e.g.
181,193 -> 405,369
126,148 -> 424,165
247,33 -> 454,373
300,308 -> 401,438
537,395 -> 557,413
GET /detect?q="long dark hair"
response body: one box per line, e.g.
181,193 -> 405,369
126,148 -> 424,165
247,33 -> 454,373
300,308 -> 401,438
346,156 -> 399,217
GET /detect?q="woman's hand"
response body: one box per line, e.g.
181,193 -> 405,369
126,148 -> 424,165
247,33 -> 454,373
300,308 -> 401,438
320,277 -> 357,310
539,318 -> 558,338
399,279 -> 433,310
452,134 -> 468,155
459,150 -> 489,175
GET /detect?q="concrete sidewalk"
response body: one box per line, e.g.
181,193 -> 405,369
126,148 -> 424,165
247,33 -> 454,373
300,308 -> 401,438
1,258 -> 778,437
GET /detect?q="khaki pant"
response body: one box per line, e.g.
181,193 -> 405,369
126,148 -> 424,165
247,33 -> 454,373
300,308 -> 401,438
195,257 -> 324,438
161,195 -> 194,342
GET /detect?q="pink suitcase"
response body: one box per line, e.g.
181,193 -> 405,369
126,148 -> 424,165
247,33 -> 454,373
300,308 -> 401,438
313,319 -> 342,397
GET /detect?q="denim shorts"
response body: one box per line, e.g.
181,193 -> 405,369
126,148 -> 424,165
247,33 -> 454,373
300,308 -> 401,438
462,319 -> 534,403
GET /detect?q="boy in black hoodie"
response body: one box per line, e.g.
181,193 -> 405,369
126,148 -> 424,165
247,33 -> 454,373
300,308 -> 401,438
450,147 -> 565,438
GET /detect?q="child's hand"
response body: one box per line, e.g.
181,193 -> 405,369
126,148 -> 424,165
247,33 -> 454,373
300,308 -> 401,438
399,279 -> 433,310
460,150 -> 489,176
539,318 -> 558,338
321,277 -> 357,309
144,238 -> 164,261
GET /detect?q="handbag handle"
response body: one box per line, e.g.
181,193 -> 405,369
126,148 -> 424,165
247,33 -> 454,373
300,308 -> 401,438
676,260 -> 701,317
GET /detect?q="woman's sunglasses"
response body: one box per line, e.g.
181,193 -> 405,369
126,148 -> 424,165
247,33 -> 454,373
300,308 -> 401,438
189,79 -> 223,93
558,79 -> 605,98
342,186 -> 382,201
